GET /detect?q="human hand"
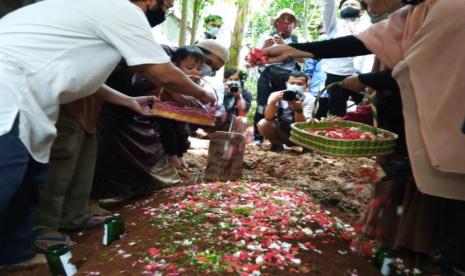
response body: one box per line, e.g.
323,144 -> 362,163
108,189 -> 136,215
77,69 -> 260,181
262,44 -> 312,64
235,90 -> 243,99
263,37 -> 275,48
341,75 -> 366,92
198,90 -> 216,105
245,48 -> 268,67
269,91 -> 284,104
128,96 -> 159,116
273,35 -> 285,45
289,99 -> 303,109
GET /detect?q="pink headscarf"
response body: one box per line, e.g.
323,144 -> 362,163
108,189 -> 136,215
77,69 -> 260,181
356,0 -> 465,200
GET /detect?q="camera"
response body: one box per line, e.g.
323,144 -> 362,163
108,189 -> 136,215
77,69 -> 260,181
226,81 -> 241,94
283,89 -> 303,101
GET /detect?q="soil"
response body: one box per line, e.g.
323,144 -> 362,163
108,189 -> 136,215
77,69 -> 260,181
4,138 -> 380,276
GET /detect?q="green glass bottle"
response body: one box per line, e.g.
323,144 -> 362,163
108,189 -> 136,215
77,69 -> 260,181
45,244 -> 77,276
374,247 -> 394,275
102,214 -> 125,246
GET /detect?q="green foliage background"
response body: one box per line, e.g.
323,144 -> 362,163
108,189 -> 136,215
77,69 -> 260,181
246,0 -> 323,46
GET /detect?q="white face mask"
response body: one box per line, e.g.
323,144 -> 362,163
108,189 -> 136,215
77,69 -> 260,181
286,83 -> 305,94
201,64 -> 216,77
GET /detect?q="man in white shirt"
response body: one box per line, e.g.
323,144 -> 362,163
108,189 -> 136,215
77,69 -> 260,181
0,0 -> 215,268
257,72 -> 314,150
321,0 -> 373,117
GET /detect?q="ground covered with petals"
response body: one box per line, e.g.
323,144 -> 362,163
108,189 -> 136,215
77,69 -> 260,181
9,141 -> 380,275
76,181 -> 377,275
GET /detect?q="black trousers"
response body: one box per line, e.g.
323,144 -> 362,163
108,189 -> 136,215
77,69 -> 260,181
315,97 -> 330,120
253,69 -> 288,141
326,73 -> 364,117
440,199 -> 465,273
159,119 -> 190,157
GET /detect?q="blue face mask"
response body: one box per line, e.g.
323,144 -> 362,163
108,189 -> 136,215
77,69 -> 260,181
201,64 -> 216,77
318,34 -> 329,41
207,26 -> 220,37
286,84 -> 305,94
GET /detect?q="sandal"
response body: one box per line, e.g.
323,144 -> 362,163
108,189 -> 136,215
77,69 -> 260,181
0,254 -> 47,271
60,215 -> 109,231
33,231 -> 74,253
88,200 -> 112,216
77,215 -> 107,229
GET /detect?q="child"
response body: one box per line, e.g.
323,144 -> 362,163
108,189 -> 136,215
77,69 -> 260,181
158,46 -> 206,168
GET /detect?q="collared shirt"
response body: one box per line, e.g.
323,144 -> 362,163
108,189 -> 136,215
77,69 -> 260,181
0,0 -> 171,163
321,0 -> 373,76
304,58 -> 328,98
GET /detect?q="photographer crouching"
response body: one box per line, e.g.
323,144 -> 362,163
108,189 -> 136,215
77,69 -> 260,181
215,69 -> 253,133
257,71 -> 315,151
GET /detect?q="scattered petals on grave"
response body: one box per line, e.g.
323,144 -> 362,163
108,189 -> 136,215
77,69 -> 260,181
141,182 -> 360,274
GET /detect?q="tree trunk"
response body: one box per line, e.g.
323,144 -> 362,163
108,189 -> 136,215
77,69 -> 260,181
225,0 -> 249,69
190,0 -> 200,45
178,0 -> 189,46
302,0 -> 310,42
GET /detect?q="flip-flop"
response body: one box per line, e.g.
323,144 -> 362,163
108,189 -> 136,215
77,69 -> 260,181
33,232 -> 73,252
59,214 -> 109,231
78,215 -> 107,230
88,200 -> 112,216
0,254 -> 47,271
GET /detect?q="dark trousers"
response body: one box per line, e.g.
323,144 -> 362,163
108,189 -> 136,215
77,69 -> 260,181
326,73 -> 364,117
0,117 -> 48,265
159,119 -> 190,157
441,199 -> 465,273
253,69 -> 288,141
315,97 -> 330,120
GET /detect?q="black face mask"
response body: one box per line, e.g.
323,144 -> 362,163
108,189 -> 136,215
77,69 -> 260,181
146,2 -> 166,27
340,6 -> 361,18
401,0 -> 424,4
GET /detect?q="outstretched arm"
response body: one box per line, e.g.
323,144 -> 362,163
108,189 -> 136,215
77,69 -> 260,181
96,84 -> 157,116
263,35 -> 372,64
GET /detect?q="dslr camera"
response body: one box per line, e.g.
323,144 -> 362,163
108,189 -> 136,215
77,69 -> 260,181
283,87 -> 304,102
226,81 -> 241,94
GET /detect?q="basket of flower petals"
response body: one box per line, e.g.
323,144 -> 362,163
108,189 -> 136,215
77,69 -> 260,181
290,83 -> 398,157
152,76 -> 217,127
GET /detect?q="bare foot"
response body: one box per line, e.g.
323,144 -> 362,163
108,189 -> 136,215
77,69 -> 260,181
169,155 -> 182,168
195,128 -> 209,139
261,140 -> 272,151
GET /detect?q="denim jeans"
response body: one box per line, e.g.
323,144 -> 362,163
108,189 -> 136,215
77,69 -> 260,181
0,117 -> 48,265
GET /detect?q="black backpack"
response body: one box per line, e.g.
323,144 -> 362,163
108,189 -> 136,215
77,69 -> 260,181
261,33 -> 301,91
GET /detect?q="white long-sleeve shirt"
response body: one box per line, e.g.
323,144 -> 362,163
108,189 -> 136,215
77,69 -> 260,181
321,0 -> 374,76
0,0 -> 171,163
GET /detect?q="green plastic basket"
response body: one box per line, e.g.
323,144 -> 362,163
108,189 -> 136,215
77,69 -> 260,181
290,83 -> 398,157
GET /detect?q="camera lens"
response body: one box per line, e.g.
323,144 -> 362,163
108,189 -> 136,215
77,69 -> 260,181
283,90 -> 297,101
228,82 -> 240,93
